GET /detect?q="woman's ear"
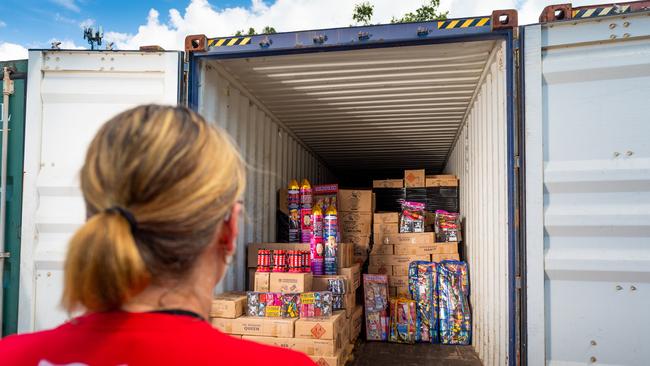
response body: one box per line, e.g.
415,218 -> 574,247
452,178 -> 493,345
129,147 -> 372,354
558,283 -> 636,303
219,203 -> 242,255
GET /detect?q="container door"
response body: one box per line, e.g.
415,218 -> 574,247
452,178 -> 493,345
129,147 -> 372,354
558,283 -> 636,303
19,50 -> 182,333
523,11 -> 650,366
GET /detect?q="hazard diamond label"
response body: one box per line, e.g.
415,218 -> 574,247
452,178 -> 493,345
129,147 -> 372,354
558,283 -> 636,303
311,323 -> 326,339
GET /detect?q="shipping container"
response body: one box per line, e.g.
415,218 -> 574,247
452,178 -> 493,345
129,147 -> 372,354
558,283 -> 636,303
6,2 -> 650,365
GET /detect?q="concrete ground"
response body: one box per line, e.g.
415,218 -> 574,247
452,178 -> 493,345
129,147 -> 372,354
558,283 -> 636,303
348,341 -> 482,366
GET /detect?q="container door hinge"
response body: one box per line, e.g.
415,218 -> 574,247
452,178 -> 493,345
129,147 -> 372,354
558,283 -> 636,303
0,252 -> 10,260
515,275 -> 522,289
514,155 -> 521,168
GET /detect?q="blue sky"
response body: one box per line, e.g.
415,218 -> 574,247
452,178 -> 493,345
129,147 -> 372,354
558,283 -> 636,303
0,0 -> 252,48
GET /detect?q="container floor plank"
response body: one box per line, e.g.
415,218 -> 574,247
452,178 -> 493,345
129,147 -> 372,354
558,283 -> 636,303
349,340 -> 482,366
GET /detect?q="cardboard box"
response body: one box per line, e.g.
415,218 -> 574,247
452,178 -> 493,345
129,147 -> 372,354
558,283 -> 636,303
243,335 -> 340,357
211,316 -> 297,337
374,232 -> 435,246
393,242 -> 459,256
338,242 -> 354,269
370,244 -> 393,255
278,189 -> 289,215
388,275 -> 409,288
389,286 -> 411,298
425,175 -> 459,187
312,275 -> 348,293
369,254 -> 430,267
373,223 -> 398,235
339,264 -> 361,292
338,189 -> 372,212
350,305 -> 363,342
309,349 -> 347,366
295,311 -> 347,340
404,169 -> 425,188
269,272 -> 313,293
254,272 -> 270,292
367,264 -> 391,275
374,212 -> 399,224
248,268 -> 256,291
431,253 -> 461,262
353,254 -> 367,266
210,292 -> 247,318
339,211 -> 372,236
247,243 -> 352,269
229,335 -> 243,340
340,232 -> 370,247
373,179 -> 403,188
344,292 -> 356,317
392,264 -> 409,276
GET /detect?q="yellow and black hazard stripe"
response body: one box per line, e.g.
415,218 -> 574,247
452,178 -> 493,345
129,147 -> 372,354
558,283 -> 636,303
208,37 -> 252,48
437,17 -> 491,29
572,4 -> 631,18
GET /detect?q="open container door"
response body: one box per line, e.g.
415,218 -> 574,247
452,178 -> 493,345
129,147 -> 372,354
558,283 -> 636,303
523,3 -> 650,365
19,49 -> 182,333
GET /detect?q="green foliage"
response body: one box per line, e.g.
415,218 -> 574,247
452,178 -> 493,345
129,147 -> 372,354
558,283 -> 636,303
391,0 -> 448,23
234,26 -> 273,36
262,26 -> 277,34
352,2 -> 374,25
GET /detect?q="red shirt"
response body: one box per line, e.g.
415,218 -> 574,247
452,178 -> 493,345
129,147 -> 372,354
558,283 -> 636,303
0,311 -> 316,366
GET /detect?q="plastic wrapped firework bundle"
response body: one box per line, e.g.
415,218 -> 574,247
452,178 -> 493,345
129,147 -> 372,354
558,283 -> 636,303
327,278 -> 346,310
299,291 -> 334,318
438,260 -> 471,345
389,298 -> 417,344
247,292 -> 267,317
399,200 -> 426,233
408,261 -> 439,343
434,210 -> 461,242
281,293 -> 300,318
363,274 -> 389,341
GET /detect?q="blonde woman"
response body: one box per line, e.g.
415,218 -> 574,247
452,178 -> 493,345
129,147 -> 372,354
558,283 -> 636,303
0,105 -> 315,365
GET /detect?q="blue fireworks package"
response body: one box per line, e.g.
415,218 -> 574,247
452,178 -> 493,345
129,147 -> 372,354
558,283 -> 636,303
437,260 -> 471,345
408,261 -> 439,343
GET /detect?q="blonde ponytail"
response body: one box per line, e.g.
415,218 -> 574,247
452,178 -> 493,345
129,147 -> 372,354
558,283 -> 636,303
62,105 -> 246,313
63,211 -> 150,312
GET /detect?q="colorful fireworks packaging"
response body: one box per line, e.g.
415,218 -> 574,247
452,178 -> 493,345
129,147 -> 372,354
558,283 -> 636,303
399,200 -> 426,233
310,205 -> 325,275
438,260 -> 471,345
408,261 -> 439,343
281,293 -> 300,318
323,205 -> 338,275
363,274 -> 389,341
299,291 -> 333,318
389,298 -> 417,344
326,278 -> 346,310
300,179 -> 313,243
247,292 -> 301,318
288,179 -> 301,243
434,210 -> 461,242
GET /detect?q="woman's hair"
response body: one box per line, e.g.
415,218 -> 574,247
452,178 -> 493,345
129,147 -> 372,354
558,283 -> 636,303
62,105 -> 246,313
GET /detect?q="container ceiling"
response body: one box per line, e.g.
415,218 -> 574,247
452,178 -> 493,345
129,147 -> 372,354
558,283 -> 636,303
216,40 -> 497,172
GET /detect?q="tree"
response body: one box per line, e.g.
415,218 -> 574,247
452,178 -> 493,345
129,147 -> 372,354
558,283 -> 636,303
352,2 -> 374,25
261,26 -> 277,34
391,0 -> 448,23
235,26 -> 275,36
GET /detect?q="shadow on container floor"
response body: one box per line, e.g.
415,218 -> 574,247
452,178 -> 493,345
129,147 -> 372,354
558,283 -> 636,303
348,340 -> 482,366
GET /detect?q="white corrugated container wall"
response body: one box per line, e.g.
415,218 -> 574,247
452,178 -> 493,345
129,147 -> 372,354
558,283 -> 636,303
446,40 -> 509,366
525,13 -> 650,366
196,61 -> 333,293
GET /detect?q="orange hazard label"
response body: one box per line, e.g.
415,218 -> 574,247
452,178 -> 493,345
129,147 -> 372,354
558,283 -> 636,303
311,323 -> 326,339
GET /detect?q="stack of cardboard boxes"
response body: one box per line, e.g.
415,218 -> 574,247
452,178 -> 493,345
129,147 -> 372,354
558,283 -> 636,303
338,189 -> 373,266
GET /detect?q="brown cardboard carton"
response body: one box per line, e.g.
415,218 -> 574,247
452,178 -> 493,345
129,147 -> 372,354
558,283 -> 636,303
309,349 -> 346,366
372,179 -> 403,188
210,292 -> 247,318
269,272 -> 313,293
374,232 -> 435,246
312,275 -> 349,293
425,175 -> 459,187
350,305 -> 363,342
394,285 -> 411,298
393,242 -> 459,256
369,254 -> 430,267
295,311 -> 346,340
367,264 -> 391,275
388,275 -> 409,288
339,233 -> 370,247
344,292 -> 356,317
338,190 -> 372,212
392,264 -> 409,276
247,268 -> 256,291
370,244 -> 393,255
278,188 -> 289,215
431,253 -> 461,262
254,272 -> 270,292
338,242 -> 354,269
339,211 -> 372,236
373,212 -> 399,224
373,223 -> 398,235
229,335 -> 243,340
243,336 -> 340,357
339,264 -> 361,292
404,169 -> 425,188
388,286 -> 396,297
211,316 -> 297,338
353,254 -> 367,266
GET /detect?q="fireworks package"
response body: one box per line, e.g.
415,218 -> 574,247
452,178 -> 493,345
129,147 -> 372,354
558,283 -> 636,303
313,184 -> 338,213
438,260 -> 471,345
399,200 -> 426,233
435,210 -> 461,242
247,292 -> 301,318
299,291 -> 333,318
363,274 -> 389,341
408,261 -> 439,343
326,278 -> 346,311
389,298 -> 417,344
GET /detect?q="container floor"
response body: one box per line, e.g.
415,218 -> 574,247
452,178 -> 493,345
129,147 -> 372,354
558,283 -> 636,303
349,340 -> 482,366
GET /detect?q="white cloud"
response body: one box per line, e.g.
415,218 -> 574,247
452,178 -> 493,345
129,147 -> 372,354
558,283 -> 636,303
48,38 -> 86,50
79,18 -> 95,30
54,13 -> 77,25
51,0 -> 81,13
0,20 -> 6,28
0,42 -> 28,61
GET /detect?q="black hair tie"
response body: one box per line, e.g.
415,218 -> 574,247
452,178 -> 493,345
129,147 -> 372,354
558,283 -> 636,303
106,206 -> 138,233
